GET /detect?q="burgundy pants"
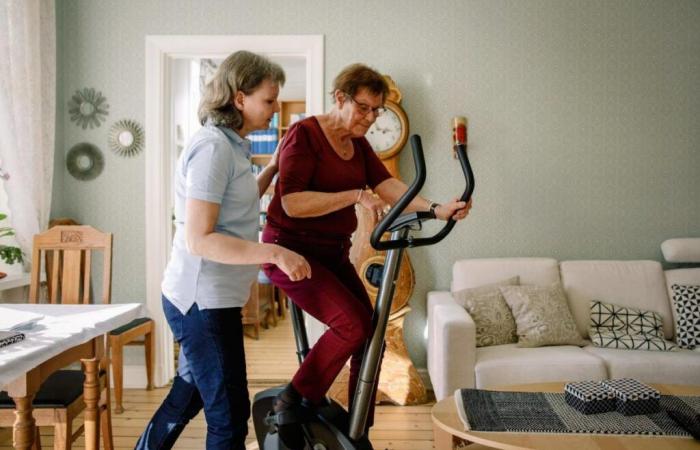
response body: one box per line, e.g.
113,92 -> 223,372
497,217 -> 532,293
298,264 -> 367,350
262,228 -> 381,427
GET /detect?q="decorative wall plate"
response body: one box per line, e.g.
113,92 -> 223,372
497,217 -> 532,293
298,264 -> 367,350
66,143 -> 104,181
68,88 -> 109,129
108,119 -> 144,157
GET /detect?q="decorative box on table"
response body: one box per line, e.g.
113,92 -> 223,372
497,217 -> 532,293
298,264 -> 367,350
564,381 -> 616,415
601,378 -> 661,416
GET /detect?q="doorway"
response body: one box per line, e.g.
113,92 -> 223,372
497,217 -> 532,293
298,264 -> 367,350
145,35 -> 324,386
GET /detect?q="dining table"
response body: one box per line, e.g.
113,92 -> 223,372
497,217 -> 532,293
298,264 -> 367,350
0,302 -> 145,450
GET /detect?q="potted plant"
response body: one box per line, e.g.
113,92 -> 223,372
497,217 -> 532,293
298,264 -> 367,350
0,213 -> 23,279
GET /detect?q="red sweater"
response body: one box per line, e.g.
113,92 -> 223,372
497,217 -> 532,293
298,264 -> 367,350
264,116 -> 391,240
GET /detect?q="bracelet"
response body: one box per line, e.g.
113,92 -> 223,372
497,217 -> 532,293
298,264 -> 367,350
429,201 -> 440,218
355,189 -> 363,204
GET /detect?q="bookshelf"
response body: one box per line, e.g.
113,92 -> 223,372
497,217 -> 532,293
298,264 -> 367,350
250,100 -> 305,166
278,100 -> 306,139
243,101 -> 305,338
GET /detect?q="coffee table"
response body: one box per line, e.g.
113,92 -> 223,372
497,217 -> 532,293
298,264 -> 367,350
431,382 -> 700,450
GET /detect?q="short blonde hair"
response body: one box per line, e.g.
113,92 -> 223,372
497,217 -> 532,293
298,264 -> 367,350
331,63 -> 389,102
198,51 -> 285,129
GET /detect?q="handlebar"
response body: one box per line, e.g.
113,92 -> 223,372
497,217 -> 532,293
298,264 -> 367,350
369,135 -> 475,250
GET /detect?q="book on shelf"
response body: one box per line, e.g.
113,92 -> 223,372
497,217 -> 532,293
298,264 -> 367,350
248,126 -> 278,155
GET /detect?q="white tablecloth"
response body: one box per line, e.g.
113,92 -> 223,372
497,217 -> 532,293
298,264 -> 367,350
0,303 -> 145,388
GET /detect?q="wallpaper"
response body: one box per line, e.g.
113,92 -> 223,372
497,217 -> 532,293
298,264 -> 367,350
53,0 -> 700,369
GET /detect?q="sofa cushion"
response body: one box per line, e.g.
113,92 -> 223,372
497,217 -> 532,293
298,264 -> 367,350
583,346 -> 700,386
451,258 -> 560,292
665,268 -> 700,341
670,284 -> 700,349
474,344 -> 607,388
590,299 -> 665,337
560,260 -> 673,339
589,329 -> 678,352
661,238 -> 700,263
500,283 -> 584,348
453,276 -> 519,347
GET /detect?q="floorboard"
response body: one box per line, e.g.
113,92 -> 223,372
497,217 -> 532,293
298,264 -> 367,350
1,315 -> 443,449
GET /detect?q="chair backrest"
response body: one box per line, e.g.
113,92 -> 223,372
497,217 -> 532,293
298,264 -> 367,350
29,225 -> 113,305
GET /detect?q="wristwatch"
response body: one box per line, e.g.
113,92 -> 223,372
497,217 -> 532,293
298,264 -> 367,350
429,201 -> 440,218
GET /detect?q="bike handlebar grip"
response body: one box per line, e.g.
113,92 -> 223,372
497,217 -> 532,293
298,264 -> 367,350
370,139 -> 475,250
409,143 -> 474,247
370,135 -> 426,250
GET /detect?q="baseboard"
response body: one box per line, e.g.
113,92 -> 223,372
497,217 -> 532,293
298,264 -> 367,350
417,368 -> 433,392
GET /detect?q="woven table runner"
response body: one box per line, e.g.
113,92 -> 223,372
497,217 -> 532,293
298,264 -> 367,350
455,389 -> 700,436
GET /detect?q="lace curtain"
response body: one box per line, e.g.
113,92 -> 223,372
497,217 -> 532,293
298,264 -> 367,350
0,0 -> 56,267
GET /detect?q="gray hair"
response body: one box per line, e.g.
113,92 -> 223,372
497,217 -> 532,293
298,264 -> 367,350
198,51 -> 285,130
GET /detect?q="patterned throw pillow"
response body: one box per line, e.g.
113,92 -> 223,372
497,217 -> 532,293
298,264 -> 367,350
670,284 -> 700,349
589,300 -> 677,352
499,283 -> 585,348
589,329 -> 678,351
590,300 -> 664,338
452,277 -> 519,347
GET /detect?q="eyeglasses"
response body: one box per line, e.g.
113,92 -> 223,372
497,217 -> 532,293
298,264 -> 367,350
345,93 -> 386,117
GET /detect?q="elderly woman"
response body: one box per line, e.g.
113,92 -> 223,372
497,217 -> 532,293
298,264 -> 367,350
262,63 -> 471,446
136,51 -> 310,450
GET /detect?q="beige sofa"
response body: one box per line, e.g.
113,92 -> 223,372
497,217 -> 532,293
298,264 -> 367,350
427,258 -> 700,400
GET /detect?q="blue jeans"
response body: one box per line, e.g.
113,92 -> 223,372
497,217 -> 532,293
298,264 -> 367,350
135,296 -> 250,450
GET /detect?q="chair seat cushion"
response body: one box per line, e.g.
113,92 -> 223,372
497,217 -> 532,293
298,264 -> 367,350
110,317 -> 152,335
0,370 -> 85,408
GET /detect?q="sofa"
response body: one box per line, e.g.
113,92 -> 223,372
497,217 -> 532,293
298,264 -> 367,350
427,257 -> 700,400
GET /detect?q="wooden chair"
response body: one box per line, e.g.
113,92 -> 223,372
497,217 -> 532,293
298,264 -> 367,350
0,225 -> 115,449
108,317 -> 154,413
44,221 -> 153,414
242,272 -> 276,339
273,286 -> 289,320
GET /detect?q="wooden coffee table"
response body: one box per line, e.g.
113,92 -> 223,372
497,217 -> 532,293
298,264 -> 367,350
431,382 -> 700,450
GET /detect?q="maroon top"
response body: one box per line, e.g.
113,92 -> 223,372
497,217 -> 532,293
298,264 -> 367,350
264,116 -> 392,240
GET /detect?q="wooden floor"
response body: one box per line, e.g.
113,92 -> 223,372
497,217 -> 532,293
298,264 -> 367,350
0,315 -> 440,449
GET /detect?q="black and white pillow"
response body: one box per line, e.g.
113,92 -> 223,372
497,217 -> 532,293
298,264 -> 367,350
589,329 -> 678,351
590,300 -> 664,337
589,300 -> 677,352
670,284 -> 700,349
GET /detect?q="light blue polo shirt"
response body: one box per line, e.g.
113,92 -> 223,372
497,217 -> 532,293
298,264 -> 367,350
162,123 -> 260,314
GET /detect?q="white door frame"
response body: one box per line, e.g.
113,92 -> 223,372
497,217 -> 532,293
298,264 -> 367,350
145,35 -> 324,386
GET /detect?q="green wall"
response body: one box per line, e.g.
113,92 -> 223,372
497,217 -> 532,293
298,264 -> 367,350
53,0 -> 700,369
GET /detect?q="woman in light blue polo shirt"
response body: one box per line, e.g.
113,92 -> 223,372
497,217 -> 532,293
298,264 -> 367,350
136,51 -> 311,450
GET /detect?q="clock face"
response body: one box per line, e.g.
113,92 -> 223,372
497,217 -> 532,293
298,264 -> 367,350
366,107 -> 404,154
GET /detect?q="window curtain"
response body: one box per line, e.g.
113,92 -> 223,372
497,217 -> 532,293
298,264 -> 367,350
0,0 -> 56,269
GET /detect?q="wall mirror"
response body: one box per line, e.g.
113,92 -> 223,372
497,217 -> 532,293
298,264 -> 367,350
68,87 -> 109,129
109,119 -> 144,157
66,142 -> 104,181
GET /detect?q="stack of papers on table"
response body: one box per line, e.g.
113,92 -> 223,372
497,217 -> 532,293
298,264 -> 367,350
0,307 -> 44,331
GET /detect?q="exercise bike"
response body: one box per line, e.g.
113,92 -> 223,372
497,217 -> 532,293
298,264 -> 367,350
252,134 -> 475,450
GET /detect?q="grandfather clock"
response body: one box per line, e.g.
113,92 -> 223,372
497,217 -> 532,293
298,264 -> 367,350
329,76 -> 428,407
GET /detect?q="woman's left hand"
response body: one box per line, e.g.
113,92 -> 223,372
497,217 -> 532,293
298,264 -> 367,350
435,198 -> 473,221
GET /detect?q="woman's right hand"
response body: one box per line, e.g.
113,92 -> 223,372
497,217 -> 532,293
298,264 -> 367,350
357,189 -> 390,223
271,245 -> 312,281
